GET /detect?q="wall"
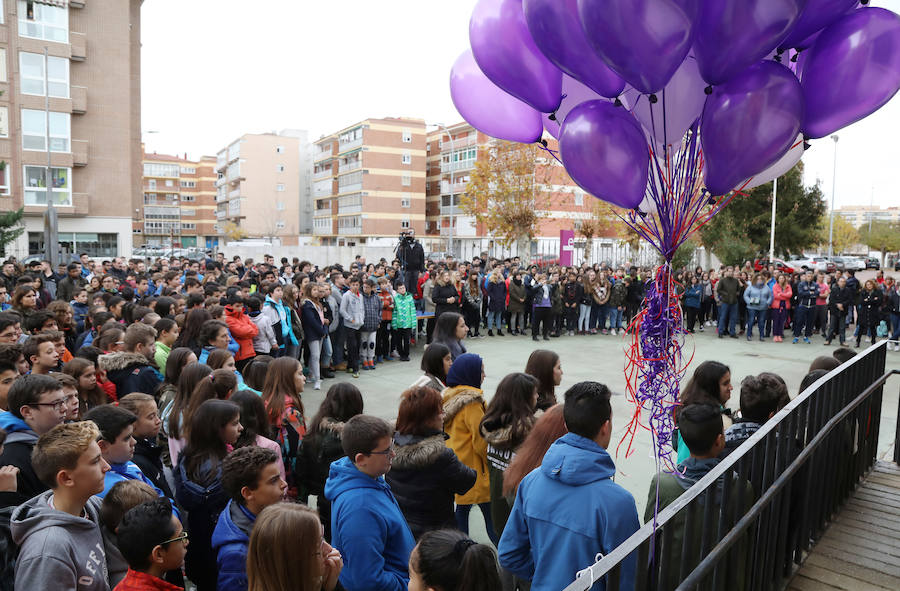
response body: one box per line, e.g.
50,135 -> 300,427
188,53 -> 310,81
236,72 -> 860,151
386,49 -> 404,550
219,243 -> 400,268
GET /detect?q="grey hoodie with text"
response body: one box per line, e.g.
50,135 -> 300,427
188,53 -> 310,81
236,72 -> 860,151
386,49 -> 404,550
11,490 -> 109,591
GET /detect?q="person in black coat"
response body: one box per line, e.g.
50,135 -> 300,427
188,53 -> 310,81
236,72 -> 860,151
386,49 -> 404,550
857,279 -> 883,348
825,276 -> 853,346
431,270 -> 461,321
385,385 -> 476,540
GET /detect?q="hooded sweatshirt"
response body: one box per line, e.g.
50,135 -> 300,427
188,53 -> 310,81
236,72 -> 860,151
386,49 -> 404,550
498,433 -> 640,591
0,412 -> 47,506
99,352 -> 163,397
324,456 -> 415,591
11,490 -> 109,591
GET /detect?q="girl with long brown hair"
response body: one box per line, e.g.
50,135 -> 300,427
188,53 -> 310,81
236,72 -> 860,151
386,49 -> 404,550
262,356 -> 307,496
61,357 -> 109,415
502,405 -> 567,497
524,349 -> 563,411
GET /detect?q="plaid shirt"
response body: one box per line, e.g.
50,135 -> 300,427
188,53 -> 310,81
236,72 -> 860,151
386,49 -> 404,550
114,569 -> 183,591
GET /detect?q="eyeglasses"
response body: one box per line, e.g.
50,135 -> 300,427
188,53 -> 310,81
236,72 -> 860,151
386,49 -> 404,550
368,444 -> 394,456
30,398 -> 68,412
161,530 -> 189,545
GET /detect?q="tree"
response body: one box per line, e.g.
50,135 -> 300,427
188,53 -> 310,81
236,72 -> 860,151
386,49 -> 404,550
221,221 -> 247,242
460,141 -> 550,262
698,163 -> 826,264
0,207 -> 24,258
818,215 -> 858,256
858,221 -> 900,266
576,199 -> 622,265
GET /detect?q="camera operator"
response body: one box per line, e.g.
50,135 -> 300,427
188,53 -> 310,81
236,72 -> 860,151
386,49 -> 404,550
396,229 -> 424,296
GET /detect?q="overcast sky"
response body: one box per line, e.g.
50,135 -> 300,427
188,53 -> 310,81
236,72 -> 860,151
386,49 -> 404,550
141,0 -> 899,209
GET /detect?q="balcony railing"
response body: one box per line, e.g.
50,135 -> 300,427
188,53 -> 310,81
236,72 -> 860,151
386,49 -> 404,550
313,224 -> 332,235
338,226 -> 362,235
441,160 -> 476,173
338,182 -> 362,194
313,168 -> 333,180
440,205 -> 462,216
315,146 -> 333,161
338,204 -> 362,215
315,207 -> 332,217
338,138 -> 363,153
339,160 -> 362,173
216,210 -> 226,220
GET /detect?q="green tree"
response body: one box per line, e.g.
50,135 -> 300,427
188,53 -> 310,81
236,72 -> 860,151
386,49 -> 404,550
0,207 -> 24,258
817,215 -> 859,255
858,221 -> 900,267
698,163 -> 826,264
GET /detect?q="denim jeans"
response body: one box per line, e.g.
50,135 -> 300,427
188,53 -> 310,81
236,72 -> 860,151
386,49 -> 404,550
792,306 -> 813,338
488,310 -> 503,330
747,309 -> 765,337
892,312 -> 900,341
609,306 -> 624,330
578,304 -> 591,332
717,302 -> 737,336
455,502 -> 499,546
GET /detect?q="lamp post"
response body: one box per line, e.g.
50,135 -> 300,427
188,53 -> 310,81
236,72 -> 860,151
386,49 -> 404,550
42,47 -> 58,267
827,134 -> 839,258
431,123 -> 456,258
768,177 -> 778,261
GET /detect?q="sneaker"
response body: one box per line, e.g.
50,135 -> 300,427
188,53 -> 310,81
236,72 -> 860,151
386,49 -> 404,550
610,329 -> 617,336
730,334 -> 738,339
759,336 -> 765,342
699,326 -> 704,332
601,329 -> 608,335
400,356 -> 411,361
497,330 -> 505,336
792,337 -> 799,344
804,337 -> 811,344
747,334 -> 752,341
718,333 -> 724,339
352,371 -> 359,378
313,381 -> 322,390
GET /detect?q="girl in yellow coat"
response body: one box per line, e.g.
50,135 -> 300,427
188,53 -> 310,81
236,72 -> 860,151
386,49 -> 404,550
441,352 -> 498,544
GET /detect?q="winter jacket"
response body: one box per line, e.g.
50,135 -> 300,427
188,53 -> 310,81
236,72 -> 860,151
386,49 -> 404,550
743,284 -> 773,311
57,275 -> 86,304
498,433 -> 640,591
300,300 -> 327,342
99,352 -> 163,397
859,289 -> 883,328
563,281 -> 582,307
421,278 -> 435,313
211,500 -> 255,591
431,283 -> 460,320
828,285 -> 853,315
71,300 -> 89,333
442,371 -> 489,504
111,569 -> 182,591
683,284 -> 703,309
529,282 -> 555,309
508,280 -> 527,313
592,279 -> 611,306
384,431 -> 476,540
224,305 -> 259,361
795,280 -> 819,308
609,279 -> 627,308
248,309 -> 277,354
392,293 -> 417,329
263,296 -> 298,349
11,491 -> 109,591
174,458 -> 229,591
362,293 -> 382,332
481,414 -> 535,537
486,280 -> 508,313
0,413 -> 46,506
340,290 -> 365,330
296,417 -> 346,499
716,276 -> 740,305
461,284 -> 482,312
132,437 -> 174,499
627,278 -> 645,305
324,456 -> 416,591
722,421 -> 763,458
771,283 -> 793,310
645,457 -> 754,591
378,289 -> 394,322
99,461 -> 173,513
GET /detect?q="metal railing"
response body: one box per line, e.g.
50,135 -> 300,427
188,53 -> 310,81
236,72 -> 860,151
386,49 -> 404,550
563,340 -> 896,591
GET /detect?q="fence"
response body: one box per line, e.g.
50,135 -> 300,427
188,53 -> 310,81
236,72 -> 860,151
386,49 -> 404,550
563,339 -> 896,591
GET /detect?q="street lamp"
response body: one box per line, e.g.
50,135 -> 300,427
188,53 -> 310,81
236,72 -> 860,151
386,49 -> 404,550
430,123 -> 456,258
827,135 -> 839,258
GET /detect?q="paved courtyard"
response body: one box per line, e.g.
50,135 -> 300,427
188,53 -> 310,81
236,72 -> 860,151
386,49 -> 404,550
301,324 -> 900,544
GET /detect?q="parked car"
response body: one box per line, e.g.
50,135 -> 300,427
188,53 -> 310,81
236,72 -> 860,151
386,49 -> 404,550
844,257 -> 866,271
789,255 -> 835,273
753,258 -> 795,274
830,256 -> 848,271
865,256 -> 880,270
531,254 -> 560,269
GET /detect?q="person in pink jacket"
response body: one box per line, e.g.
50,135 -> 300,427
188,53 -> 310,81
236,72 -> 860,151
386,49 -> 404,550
771,274 -> 793,342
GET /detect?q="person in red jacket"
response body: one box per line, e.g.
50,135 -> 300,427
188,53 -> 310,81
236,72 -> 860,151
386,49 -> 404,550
770,274 -> 793,342
223,294 -> 259,373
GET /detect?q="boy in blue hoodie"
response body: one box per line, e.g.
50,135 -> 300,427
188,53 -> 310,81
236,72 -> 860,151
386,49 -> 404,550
498,381 -> 640,591
212,445 -> 287,591
325,414 -> 414,591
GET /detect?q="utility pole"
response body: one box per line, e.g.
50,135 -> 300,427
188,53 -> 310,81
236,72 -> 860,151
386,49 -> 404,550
768,177 -> 777,261
827,135 -> 839,258
433,123 -> 456,258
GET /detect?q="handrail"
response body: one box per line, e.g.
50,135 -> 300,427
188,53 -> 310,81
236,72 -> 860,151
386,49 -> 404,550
677,368 -> 900,590
561,339 -> 891,591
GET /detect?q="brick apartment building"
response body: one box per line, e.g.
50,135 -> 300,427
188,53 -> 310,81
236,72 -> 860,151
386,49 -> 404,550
135,148 -> 218,250
312,117 -> 426,247
1,0 -> 142,259
425,121 -> 598,260
215,130 -> 314,246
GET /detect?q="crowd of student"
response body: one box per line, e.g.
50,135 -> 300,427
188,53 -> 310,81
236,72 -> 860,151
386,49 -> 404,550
0,250 -> 885,591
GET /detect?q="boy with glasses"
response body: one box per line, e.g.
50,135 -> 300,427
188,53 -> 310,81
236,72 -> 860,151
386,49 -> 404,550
0,374 -> 67,505
324,414 -> 414,590
10,421 -> 111,591
113,497 -> 188,591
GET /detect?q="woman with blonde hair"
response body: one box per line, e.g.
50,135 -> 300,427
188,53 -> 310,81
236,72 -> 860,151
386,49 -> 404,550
485,268 -> 507,337
247,502 -> 343,591
300,281 -> 328,390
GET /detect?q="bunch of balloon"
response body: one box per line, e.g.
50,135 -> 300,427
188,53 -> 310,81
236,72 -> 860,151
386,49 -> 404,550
449,0 -> 900,469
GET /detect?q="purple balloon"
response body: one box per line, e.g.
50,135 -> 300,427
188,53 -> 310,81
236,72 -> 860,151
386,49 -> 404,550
542,75 -> 613,138
450,50 -> 544,144
470,0 -> 563,113
802,7 -> 900,139
701,61 -> 804,196
523,0 -> 625,98
780,0 -> 858,49
559,101 -> 649,209
693,0 -> 805,86
577,0 -> 694,94
623,55 -> 707,147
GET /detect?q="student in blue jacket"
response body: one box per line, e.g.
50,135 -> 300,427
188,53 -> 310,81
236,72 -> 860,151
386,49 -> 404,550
324,414 -> 415,591
498,381 -> 640,591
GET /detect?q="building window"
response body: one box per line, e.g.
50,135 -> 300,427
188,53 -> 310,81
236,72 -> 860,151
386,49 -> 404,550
23,165 -> 71,206
275,221 -> 286,230
0,165 -> 9,195
574,190 -> 584,206
0,106 -> 8,138
181,180 -> 196,188
19,52 -> 69,97
180,208 -> 195,216
148,180 -> 157,190
402,151 -> 411,165
0,49 -> 6,82
143,163 -> 180,177
28,232 -> 118,258
401,198 -> 410,208
181,223 -> 196,230
276,184 -> 285,192
276,201 -> 285,211
18,1 -> 68,43
401,174 -> 411,187
402,129 -> 412,143
401,219 -> 410,229
21,109 -> 69,152
165,179 -> 174,187
276,145 -> 284,154
180,166 -> 196,174
276,164 -> 285,173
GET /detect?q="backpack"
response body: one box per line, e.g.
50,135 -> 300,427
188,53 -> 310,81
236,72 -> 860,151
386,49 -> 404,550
877,320 -> 888,337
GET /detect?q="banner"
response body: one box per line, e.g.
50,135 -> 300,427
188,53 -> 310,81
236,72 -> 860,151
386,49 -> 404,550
560,229 -> 574,267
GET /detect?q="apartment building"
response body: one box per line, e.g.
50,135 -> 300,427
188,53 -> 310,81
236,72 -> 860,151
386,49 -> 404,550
835,204 -> 900,229
425,122 -> 596,259
0,0 -> 142,259
215,130 -> 313,246
135,149 -> 218,250
312,117 -> 426,246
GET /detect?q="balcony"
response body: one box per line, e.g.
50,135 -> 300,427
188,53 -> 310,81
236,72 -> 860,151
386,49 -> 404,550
71,86 -> 87,114
315,207 -> 332,217
338,204 -> 362,215
70,32 -> 86,61
215,176 -> 227,188
229,188 -> 241,199
338,182 -> 362,194
70,0 -> 86,7
313,167 -> 333,180
216,210 -> 226,220
338,225 -> 362,235
339,160 -> 362,173
313,223 -> 332,236
313,179 -> 334,197
440,205 -> 462,216
338,138 -> 363,153
442,181 -> 468,195
72,139 -> 88,166
314,146 -> 333,161
441,160 -> 476,174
